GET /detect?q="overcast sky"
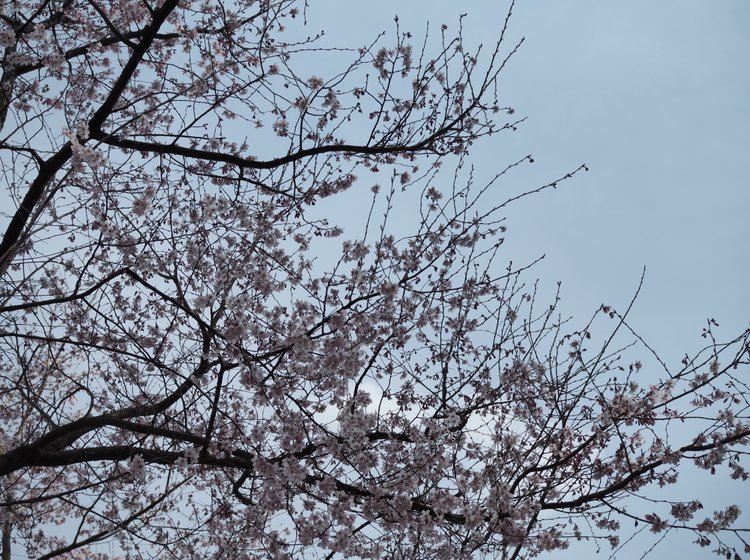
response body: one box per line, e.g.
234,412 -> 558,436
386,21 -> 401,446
310,0 -> 749,358
308,2 -> 750,557
3,2 -> 746,558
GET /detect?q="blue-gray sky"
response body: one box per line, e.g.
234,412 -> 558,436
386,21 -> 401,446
312,0 -> 749,359
3,2 -> 747,558
308,1 -> 750,557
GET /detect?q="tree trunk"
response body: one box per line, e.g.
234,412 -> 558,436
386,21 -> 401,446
1,520 -> 10,560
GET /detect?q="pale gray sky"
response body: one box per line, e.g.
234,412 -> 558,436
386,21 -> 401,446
306,0 -> 750,372
3,2 -> 747,559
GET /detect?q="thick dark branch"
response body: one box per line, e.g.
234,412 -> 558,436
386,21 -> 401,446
545,428 -> 750,510
0,0 -> 180,275
87,0 -> 179,134
0,144 -> 72,273
23,445 -> 257,471
0,354 -> 213,477
0,415 -> 193,476
103,418 -> 208,446
0,267 -> 131,312
90,130 -> 447,171
89,81 -> 498,171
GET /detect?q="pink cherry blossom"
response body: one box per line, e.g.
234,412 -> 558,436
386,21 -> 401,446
0,2 -> 747,559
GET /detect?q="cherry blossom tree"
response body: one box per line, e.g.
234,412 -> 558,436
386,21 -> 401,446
1,0 -> 748,558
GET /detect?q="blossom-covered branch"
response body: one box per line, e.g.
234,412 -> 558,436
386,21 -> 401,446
0,1 -> 748,559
